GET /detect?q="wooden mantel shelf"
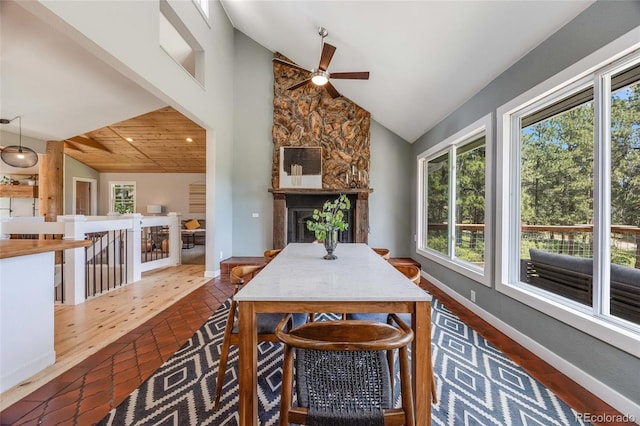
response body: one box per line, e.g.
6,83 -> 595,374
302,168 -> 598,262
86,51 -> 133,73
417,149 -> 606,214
269,187 -> 373,195
0,239 -> 92,259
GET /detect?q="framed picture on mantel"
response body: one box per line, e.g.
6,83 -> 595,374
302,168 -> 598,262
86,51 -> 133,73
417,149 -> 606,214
279,147 -> 322,188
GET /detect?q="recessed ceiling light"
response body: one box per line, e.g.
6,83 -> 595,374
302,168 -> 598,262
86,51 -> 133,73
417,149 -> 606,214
125,137 -> 134,142
186,137 -> 193,142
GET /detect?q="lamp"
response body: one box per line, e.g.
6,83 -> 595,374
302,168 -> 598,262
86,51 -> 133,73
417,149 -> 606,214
311,69 -> 329,86
0,116 -> 38,168
147,205 -> 162,215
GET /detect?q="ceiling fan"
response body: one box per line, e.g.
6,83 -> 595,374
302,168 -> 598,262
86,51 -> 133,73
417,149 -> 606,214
273,27 -> 369,98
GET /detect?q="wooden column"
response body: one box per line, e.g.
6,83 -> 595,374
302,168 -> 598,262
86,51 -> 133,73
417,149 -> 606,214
273,193 -> 286,249
40,140 -> 64,222
355,192 -> 369,244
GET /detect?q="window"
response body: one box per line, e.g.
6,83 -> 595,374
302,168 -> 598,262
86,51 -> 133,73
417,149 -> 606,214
497,36 -> 640,356
193,0 -> 209,19
417,114 -> 492,285
110,182 -> 136,214
159,1 -> 205,85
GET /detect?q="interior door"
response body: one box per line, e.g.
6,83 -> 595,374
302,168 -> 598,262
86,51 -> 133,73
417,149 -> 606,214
75,180 -> 92,215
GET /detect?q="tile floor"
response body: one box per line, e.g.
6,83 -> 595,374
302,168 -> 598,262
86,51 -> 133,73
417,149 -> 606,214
0,264 -> 626,425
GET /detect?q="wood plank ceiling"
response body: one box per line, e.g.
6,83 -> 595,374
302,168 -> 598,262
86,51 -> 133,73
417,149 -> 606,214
63,107 -> 206,173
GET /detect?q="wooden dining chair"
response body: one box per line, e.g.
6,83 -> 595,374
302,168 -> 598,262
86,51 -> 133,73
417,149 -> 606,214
276,314 -> 415,426
372,247 -> 391,261
263,248 -> 282,263
348,264 -> 437,404
213,264 -> 307,411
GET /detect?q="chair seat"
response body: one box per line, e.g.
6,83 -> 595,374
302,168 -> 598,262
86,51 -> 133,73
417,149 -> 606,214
232,313 -> 307,335
348,312 -> 412,326
347,313 -> 388,323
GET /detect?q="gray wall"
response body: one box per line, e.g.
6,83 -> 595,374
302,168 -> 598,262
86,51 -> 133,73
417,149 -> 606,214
369,120 -> 413,256
231,31 -> 414,256
232,31 -> 275,255
412,1 -> 640,404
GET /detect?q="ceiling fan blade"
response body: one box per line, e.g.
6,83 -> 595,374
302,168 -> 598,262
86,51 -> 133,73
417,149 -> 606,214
318,43 -> 336,71
324,81 -> 340,99
287,79 -> 312,91
273,58 -> 310,73
330,72 -> 370,80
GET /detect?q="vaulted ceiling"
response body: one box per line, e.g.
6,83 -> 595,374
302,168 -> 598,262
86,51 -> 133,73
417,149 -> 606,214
1,0 -> 595,173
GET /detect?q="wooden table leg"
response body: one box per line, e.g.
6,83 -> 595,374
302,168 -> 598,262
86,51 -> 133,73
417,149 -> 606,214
238,301 -> 258,426
413,300 -> 432,425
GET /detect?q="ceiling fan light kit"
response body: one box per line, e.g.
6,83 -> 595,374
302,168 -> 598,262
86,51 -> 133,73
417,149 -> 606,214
0,116 -> 39,168
311,69 -> 329,86
274,26 -> 369,98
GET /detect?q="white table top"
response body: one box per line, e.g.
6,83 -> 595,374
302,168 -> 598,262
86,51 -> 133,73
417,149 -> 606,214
235,243 -> 431,302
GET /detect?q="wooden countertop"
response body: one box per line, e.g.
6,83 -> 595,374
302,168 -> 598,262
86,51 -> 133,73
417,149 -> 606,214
0,240 -> 92,259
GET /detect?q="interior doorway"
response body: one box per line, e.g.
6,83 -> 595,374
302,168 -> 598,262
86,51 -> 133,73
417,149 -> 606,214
73,178 -> 97,215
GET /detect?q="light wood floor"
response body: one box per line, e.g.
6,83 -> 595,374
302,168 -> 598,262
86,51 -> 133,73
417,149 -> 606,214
0,264 -> 208,411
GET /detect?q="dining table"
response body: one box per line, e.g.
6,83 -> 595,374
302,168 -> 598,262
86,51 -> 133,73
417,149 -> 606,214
234,242 -> 433,425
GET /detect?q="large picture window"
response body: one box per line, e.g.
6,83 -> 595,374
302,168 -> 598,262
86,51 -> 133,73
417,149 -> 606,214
417,114 -> 491,285
497,43 -> 640,355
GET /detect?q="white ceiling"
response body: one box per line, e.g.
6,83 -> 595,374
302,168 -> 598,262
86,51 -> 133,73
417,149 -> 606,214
1,0 -> 594,145
0,0 -> 165,142
222,0 -> 594,142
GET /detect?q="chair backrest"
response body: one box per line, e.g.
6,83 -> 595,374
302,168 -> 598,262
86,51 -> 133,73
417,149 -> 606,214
230,264 -> 265,292
372,247 -> 390,261
263,248 -> 283,263
277,315 -> 413,351
393,264 -> 421,285
276,315 -> 415,426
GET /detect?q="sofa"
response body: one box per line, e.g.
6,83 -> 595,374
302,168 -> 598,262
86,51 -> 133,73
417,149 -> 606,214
526,248 -> 640,324
181,219 -> 206,247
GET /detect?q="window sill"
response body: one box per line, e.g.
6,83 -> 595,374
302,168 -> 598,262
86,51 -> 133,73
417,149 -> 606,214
417,246 -> 490,287
496,280 -> 640,357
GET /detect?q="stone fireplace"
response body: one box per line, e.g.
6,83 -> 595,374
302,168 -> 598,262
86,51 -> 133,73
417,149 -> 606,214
269,53 -> 372,249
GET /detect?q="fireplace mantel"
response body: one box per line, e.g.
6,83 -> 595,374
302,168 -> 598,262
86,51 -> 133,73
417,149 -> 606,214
269,188 -> 372,248
269,188 -> 373,195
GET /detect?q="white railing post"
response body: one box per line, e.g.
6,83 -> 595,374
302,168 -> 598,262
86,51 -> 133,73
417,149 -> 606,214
168,212 -> 181,265
59,215 -> 88,305
126,213 -> 143,283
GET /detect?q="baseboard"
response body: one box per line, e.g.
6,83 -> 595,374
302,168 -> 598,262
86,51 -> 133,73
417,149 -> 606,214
204,269 -> 220,278
421,270 -> 640,421
1,351 -> 56,394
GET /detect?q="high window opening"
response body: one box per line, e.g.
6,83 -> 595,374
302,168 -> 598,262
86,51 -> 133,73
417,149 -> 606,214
159,1 -> 204,85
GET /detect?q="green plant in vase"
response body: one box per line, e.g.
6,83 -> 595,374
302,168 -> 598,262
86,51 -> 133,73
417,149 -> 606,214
306,194 -> 351,259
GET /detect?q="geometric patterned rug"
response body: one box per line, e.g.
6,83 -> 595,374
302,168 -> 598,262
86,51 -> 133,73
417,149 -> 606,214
97,298 -> 590,426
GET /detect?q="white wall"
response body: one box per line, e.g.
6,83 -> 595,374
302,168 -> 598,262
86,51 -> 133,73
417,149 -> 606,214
0,131 -> 45,218
99,172 -> 206,219
22,0 -> 236,275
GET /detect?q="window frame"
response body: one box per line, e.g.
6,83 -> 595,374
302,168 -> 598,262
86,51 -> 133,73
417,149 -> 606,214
109,181 -> 136,214
417,113 -> 492,286
496,28 -> 640,357
192,0 -> 209,21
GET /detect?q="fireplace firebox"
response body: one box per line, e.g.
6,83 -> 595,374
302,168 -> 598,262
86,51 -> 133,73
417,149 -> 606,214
287,194 -> 355,244
270,189 -> 371,249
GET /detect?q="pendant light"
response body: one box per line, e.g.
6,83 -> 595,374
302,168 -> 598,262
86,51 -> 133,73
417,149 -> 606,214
0,116 -> 38,168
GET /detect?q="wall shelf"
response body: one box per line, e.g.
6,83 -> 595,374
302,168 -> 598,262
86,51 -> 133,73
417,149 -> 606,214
0,185 -> 38,198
